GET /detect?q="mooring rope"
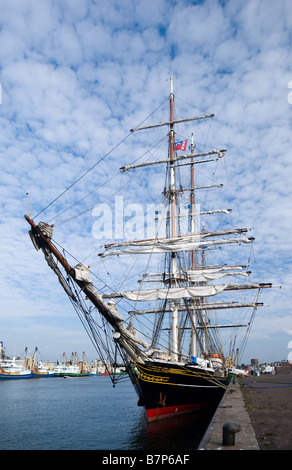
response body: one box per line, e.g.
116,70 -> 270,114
241,381 -> 292,389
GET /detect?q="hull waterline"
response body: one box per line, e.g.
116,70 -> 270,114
0,372 -> 32,380
131,360 -> 228,422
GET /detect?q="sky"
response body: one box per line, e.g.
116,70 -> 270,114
0,0 -> 291,365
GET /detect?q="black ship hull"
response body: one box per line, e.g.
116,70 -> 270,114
130,360 -> 229,422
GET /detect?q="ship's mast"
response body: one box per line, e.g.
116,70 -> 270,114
190,133 -> 197,357
190,133 -> 195,270
169,76 -> 179,361
169,76 -> 175,239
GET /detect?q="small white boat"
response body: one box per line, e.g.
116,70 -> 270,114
228,367 -> 248,377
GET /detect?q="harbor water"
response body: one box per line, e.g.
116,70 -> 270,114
0,375 -> 216,450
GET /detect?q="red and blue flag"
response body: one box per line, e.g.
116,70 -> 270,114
173,139 -> 187,151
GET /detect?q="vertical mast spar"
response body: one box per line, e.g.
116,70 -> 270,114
169,76 -> 178,361
169,76 -> 175,239
190,133 -> 195,270
201,219 -> 206,354
190,133 -> 197,357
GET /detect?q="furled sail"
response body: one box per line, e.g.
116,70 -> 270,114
120,285 -> 226,301
102,283 -> 266,301
104,229 -> 250,249
99,236 -> 253,258
141,267 -> 249,283
185,269 -> 248,282
129,302 -> 264,315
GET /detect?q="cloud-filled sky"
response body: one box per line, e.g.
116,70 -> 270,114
0,0 -> 291,365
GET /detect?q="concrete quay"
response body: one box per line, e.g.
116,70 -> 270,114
198,380 -> 259,450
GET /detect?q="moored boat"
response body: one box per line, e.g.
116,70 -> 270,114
61,364 -> 89,377
53,359 -> 89,377
32,361 -> 55,378
24,347 -> 56,377
0,357 -> 32,380
25,77 -> 275,421
53,364 -> 89,376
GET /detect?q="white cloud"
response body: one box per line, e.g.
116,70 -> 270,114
0,0 -> 291,363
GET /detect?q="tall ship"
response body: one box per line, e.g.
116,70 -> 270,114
25,78 -> 272,421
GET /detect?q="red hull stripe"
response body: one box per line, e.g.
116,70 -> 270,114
146,401 -> 209,422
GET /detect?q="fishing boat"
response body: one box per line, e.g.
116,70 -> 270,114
0,342 -> 32,379
53,363 -> 70,376
89,370 -> 100,376
25,77 -> 273,421
62,364 -> 89,377
53,363 -> 85,377
53,353 -> 89,377
24,347 -> 55,377
32,361 -> 55,378
0,357 -> 32,379
88,362 -> 101,375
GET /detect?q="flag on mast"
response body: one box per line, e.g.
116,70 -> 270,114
174,139 -> 188,151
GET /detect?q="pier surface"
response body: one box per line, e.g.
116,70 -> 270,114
199,374 -> 292,450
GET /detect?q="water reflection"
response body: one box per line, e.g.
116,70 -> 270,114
128,406 -> 217,450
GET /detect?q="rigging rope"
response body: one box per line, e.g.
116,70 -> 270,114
51,176 -> 131,226
47,171 -> 122,224
33,132 -> 133,220
33,97 -> 168,221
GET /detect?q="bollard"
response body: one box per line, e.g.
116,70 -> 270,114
222,422 -> 241,446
